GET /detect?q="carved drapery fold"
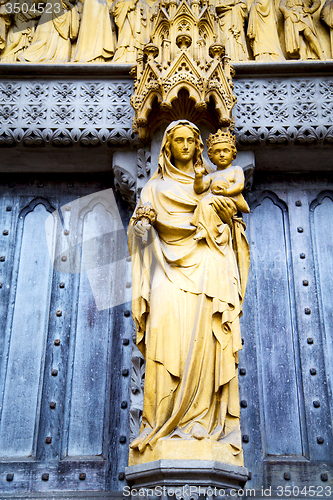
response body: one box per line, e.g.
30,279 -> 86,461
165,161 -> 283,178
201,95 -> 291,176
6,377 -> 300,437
0,0 -> 332,62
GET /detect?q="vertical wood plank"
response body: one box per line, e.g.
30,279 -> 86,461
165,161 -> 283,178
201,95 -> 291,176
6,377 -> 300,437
250,194 -> 302,456
311,194 -> 333,426
36,194 -> 76,462
0,202 -> 55,457
0,194 -> 18,374
107,196 -> 133,491
67,203 -> 115,457
239,212 -> 264,490
287,188 -> 333,461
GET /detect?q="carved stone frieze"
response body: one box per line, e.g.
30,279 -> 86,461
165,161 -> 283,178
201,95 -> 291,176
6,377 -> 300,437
234,77 -> 333,145
0,74 -> 333,150
0,80 -> 138,147
1,0 -> 332,63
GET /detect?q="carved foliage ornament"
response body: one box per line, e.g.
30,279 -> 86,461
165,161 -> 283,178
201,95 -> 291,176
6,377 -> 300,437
233,77 -> 333,145
0,80 -> 140,147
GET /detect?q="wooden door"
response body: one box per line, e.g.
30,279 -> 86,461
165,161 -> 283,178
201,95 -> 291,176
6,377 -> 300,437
0,174 -> 132,495
1,171 -> 333,498
240,172 -> 333,495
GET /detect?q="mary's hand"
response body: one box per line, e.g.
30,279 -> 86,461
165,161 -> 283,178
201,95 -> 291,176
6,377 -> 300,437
210,197 -> 237,225
133,220 -> 151,245
194,160 -> 206,177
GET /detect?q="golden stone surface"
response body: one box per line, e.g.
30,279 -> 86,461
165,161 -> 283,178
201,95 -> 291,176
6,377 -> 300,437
0,0 -> 332,62
129,439 -> 245,466
128,121 -> 250,466
130,0 -> 236,140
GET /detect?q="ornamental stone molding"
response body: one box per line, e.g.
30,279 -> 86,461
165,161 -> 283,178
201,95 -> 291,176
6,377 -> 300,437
233,76 -> 333,146
0,66 -> 332,151
0,79 -> 138,147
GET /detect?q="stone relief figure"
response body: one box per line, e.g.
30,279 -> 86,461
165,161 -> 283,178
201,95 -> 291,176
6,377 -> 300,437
0,0 -> 11,51
216,0 -> 249,61
192,130 -> 250,243
128,121 -> 249,465
19,0 -> 80,62
111,0 -> 150,63
247,0 -> 285,61
72,0 -> 115,62
0,2 -> 41,61
321,0 -> 333,57
280,0 -> 325,59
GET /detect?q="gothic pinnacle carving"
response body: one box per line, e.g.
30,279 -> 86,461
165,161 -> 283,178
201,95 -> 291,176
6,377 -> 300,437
130,0 -> 237,142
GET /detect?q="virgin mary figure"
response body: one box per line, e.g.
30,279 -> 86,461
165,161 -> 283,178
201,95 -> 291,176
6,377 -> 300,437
128,121 -> 249,466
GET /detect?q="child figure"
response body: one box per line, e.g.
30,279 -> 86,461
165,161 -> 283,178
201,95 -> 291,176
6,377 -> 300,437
192,129 -> 250,243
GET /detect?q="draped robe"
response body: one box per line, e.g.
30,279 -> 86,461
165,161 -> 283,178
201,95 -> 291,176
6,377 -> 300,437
19,0 -> 79,63
0,11 -> 37,62
128,123 -> 249,457
217,0 -> 249,61
247,0 -> 284,61
280,0 -> 323,58
111,0 -> 150,63
72,0 -> 115,62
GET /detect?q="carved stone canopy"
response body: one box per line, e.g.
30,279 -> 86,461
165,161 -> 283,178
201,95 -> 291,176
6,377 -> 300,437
130,0 -> 237,142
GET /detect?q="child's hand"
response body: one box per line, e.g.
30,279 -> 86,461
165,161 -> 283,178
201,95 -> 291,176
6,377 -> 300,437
212,186 -> 227,195
211,179 -> 229,195
194,161 -> 205,177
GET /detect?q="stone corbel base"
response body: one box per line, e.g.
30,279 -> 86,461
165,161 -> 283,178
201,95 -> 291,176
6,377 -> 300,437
125,460 -> 249,498
128,440 -> 245,467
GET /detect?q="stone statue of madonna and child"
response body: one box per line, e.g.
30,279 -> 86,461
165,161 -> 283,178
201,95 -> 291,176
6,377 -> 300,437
128,120 -> 250,467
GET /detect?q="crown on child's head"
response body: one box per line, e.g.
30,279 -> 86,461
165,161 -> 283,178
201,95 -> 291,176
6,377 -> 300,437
206,129 -> 236,150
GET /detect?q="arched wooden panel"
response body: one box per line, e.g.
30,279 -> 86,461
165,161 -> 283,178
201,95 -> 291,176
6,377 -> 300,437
0,201 -> 55,457
248,192 -> 303,456
66,202 -> 116,457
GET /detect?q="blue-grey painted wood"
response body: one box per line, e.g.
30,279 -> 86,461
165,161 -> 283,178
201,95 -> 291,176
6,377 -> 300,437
0,202 -> 55,457
249,194 -> 303,456
311,194 -> 333,429
0,176 -> 132,493
67,203 -> 116,457
0,195 -> 18,381
36,196 -> 76,462
240,212 -> 264,491
0,173 -> 332,494
107,194 -> 133,492
286,187 -> 333,461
